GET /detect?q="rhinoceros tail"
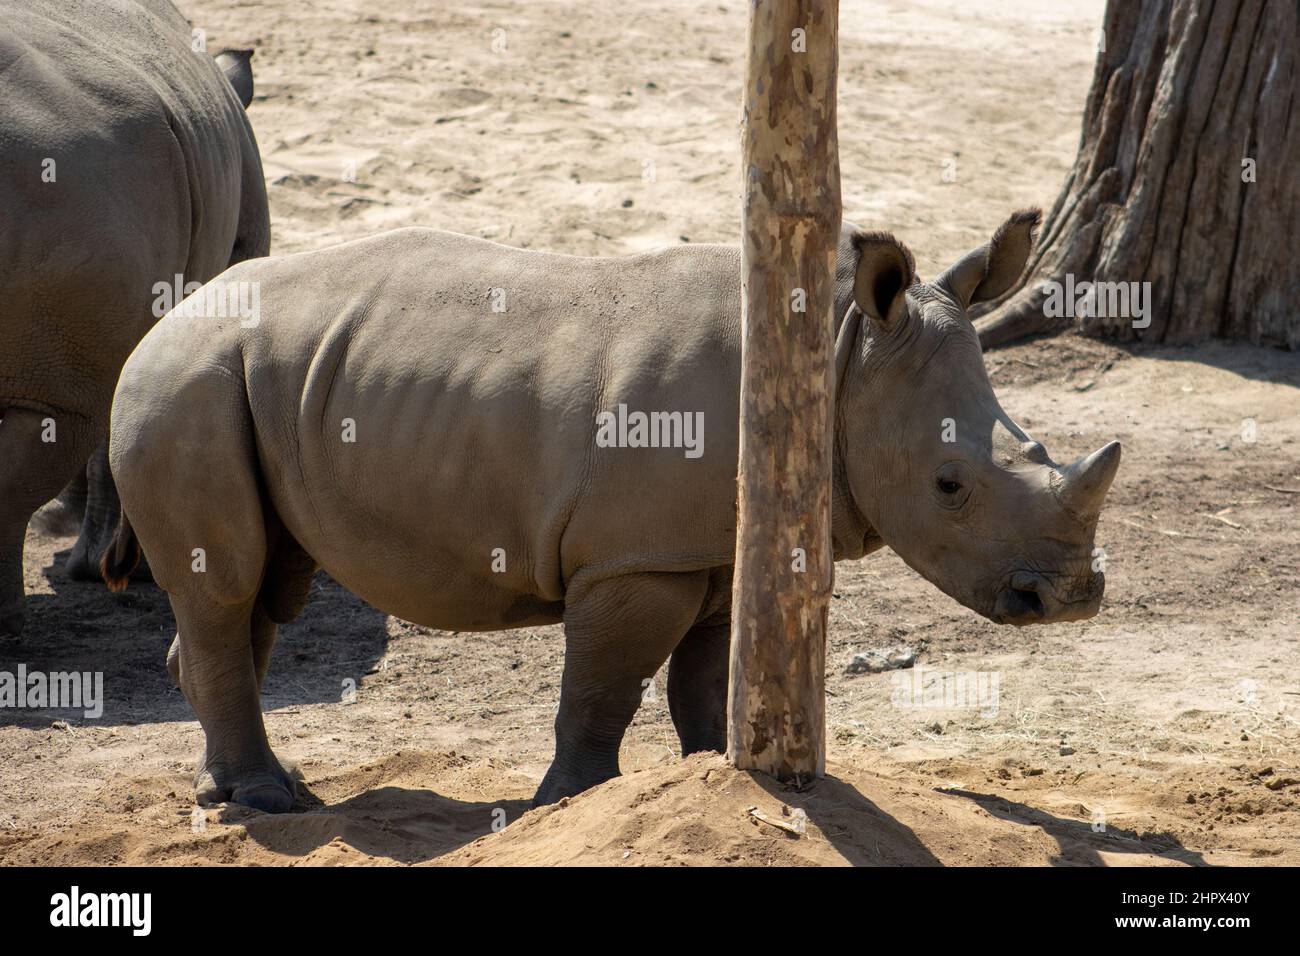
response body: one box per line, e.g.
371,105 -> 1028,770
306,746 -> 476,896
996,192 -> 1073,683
100,511 -> 141,593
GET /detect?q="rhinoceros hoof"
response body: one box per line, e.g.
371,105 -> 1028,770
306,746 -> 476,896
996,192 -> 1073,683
196,762 -> 296,814
64,540 -> 99,582
531,767 -> 616,808
231,781 -> 296,814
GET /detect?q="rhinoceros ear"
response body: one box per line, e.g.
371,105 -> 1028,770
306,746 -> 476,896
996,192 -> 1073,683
851,231 -> 916,328
939,208 -> 1041,309
214,49 -> 255,109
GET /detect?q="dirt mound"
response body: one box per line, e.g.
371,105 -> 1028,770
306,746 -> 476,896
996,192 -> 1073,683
0,751 -> 536,866
1,751 -> 1208,867
438,753 -> 1208,867
441,753 -> 946,866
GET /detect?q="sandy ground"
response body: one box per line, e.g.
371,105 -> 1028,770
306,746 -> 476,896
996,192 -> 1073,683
2,0 -> 1298,866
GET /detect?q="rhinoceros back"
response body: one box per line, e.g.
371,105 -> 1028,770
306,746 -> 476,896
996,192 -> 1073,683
0,0 -> 258,418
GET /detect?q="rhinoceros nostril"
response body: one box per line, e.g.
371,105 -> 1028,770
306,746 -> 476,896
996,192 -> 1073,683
1011,586 -> 1044,617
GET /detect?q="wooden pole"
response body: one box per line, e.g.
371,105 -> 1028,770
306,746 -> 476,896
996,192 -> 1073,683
727,0 -> 840,781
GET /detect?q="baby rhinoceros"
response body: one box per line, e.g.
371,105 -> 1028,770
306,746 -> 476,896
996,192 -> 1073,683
104,210 -> 1120,811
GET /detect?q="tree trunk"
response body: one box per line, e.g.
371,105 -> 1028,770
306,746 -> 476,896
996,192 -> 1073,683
976,0 -> 1298,351
727,1 -> 839,782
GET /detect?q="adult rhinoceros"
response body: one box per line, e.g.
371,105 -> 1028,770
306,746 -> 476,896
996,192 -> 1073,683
103,210 -> 1120,810
0,0 -> 269,634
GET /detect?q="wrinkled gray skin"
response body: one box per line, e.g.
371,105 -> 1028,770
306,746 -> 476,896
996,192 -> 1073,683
107,210 -> 1120,811
0,0 -> 268,634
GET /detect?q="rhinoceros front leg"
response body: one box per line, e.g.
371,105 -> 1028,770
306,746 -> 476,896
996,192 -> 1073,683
667,617 -> 730,755
533,570 -> 708,806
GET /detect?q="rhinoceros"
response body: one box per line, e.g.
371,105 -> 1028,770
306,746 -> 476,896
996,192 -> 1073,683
103,209 -> 1120,810
0,0 -> 269,634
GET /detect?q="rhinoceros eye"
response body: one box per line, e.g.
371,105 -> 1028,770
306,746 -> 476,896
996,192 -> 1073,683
932,462 -> 973,509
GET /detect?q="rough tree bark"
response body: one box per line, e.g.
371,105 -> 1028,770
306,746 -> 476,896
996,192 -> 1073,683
976,0 -> 1298,351
727,1 -> 840,781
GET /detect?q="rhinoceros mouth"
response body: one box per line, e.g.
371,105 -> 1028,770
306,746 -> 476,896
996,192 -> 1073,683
991,570 -> 1102,626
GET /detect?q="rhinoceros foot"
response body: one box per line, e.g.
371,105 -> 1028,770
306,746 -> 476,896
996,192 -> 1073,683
196,757 -> 297,814
64,537 -> 103,583
531,765 -> 618,809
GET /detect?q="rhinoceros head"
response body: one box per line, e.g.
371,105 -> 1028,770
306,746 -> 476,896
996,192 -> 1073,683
832,209 -> 1120,625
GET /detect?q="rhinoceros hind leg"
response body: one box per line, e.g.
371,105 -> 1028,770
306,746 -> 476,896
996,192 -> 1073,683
66,443 -> 152,582
174,595 -> 296,814
30,467 -> 88,537
247,523 -> 317,692
667,618 -> 730,755
259,525 -> 318,625
0,407 -> 97,635
165,526 -> 292,811
111,366 -> 291,812
250,601 -> 280,692
532,570 -> 708,806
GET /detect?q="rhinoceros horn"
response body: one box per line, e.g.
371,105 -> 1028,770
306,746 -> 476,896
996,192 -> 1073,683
1058,441 -> 1122,516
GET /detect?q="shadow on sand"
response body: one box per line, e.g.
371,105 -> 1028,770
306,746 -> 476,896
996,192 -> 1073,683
754,772 -> 944,866
229,783 -> 531,864
939,787 -> 1210,866
0,555 -> 389,730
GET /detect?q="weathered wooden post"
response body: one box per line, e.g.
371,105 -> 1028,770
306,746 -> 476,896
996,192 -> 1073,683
727,0 -> 841,781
